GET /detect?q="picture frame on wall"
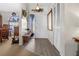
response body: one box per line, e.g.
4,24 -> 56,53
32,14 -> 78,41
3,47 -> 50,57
22,9 -> 27,17
47,8 -> 53,31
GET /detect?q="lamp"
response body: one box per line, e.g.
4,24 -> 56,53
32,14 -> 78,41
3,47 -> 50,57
32,3 -> 43,12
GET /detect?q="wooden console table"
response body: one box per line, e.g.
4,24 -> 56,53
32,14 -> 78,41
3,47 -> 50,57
22,31 -> 32,45
73,37 -> 79,43
73,37 -> 79,56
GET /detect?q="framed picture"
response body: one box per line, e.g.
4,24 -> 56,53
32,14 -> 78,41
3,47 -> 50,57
47,9 -> 53,31
22,9 -> 27,17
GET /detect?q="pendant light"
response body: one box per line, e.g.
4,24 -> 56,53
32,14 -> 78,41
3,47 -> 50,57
32,3 -> 43,12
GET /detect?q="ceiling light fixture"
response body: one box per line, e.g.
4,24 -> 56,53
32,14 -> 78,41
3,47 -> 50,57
32,3 -> 43,12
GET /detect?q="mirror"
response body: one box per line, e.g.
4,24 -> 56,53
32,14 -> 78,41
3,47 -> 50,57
47,9 -> 53,31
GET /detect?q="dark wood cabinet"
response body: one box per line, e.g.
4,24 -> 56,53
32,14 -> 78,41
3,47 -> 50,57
0,28 -> 2,42
2,24 -> 9,39
0,15 -> 9,42
0,15 -> 2,42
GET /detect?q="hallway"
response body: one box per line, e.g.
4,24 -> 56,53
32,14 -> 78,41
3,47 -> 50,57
0,3 -> 79,56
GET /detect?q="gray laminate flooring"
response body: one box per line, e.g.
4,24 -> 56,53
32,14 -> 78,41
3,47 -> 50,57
25,38 -> 60,56
34,38 -> 60,56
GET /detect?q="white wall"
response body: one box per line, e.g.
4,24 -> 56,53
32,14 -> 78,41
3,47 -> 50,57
64,3 -> 79,56
53,3 -> 78,56
0,3 -> 21,12
0,3 -> 22,24
50,3 -> 79,56
0,12 -> 20,25
0,12 -> 11,24
51,4 -> 65,56
56,3 -> 79,56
